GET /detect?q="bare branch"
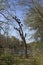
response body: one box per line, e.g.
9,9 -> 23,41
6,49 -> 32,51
0,26 -> 4,32
14,27 -> 19,32
32,0 -> 43,18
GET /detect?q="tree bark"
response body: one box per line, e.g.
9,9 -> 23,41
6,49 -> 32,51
22,36 -> 28,58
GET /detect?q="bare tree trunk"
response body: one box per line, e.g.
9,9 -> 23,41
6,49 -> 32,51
22,37 -> 27,58
24,42 -> 27,58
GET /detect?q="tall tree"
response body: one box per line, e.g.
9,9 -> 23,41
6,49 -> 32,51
12,16 -> 28,57
0,11 -> 28,57
25,0 -> 43,42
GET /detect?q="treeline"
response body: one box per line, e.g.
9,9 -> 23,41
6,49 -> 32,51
0,35 -> 24,54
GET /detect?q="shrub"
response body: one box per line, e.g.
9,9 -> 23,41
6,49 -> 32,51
0,54 -> 14,65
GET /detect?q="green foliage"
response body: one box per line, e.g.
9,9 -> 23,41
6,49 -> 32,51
0,0 -> 8,10
25,0 -> 43,42
0,41 -> 43,65
0,35 -> 20,49
33,58 -> 40,65
0,0 -> 1,2
0,54 -> 14,65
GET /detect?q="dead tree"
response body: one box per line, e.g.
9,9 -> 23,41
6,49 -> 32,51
12,16 -> 28,58
0,11 -> 28,58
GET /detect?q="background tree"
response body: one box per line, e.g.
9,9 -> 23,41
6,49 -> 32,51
0,12 -> 28,57
25,0 -> 43,42
0,0 -> 8,10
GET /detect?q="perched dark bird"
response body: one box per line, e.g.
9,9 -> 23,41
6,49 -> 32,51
18,21 -> 21,24
12,16 -> 15,19
12,16 -> 17,19
15,16 -> 17,19
13,16 -> 21,24
17,19 -> 20,22
21,24 -> 23,27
